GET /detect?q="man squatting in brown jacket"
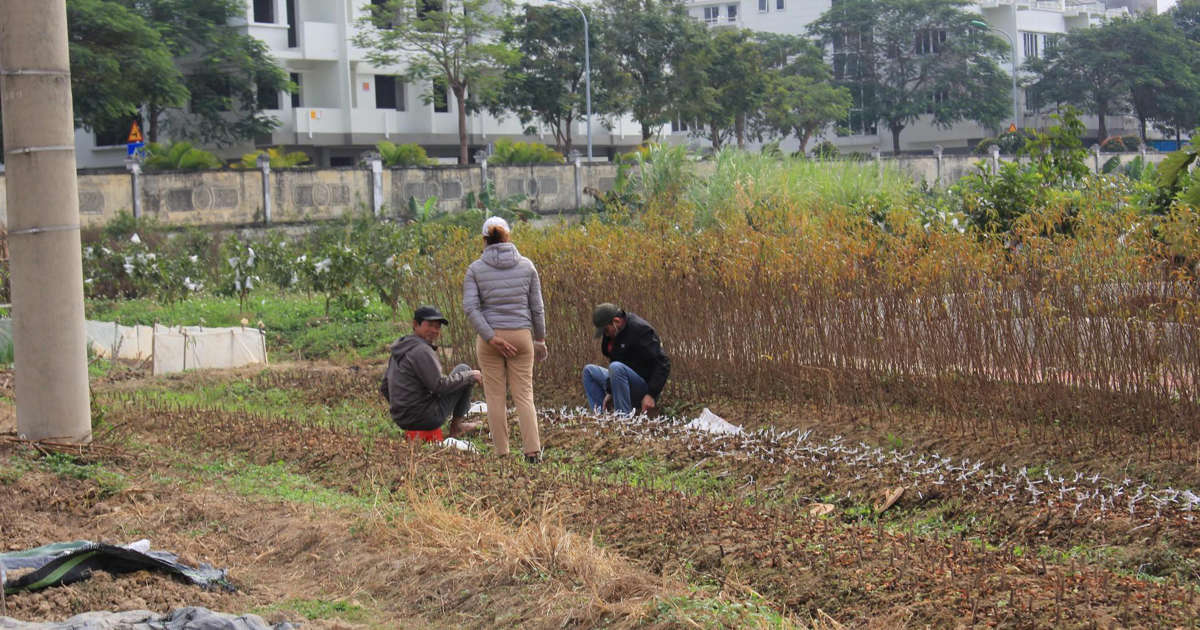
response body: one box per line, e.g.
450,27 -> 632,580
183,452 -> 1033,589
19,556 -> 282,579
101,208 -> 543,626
380,305 -> 483,438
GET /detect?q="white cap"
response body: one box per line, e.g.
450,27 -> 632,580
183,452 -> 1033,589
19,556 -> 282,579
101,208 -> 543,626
482,216 -> 510,236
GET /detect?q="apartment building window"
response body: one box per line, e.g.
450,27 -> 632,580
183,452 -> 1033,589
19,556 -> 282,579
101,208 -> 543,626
253,0 -> 274,23
915,29 -> 946,55
1043,34 -> 1058,55
286,0 -> 297,47
256,76 -> 280,110
759,0 -> 768,12
375,75 -> 406,110
418,0 -> 444,19
726,4 -> 737,21
1025,86 -> 1044,114
703,6 -> 719,24
290,72 -> 302,108
842,82 -> 877,135
832,31 -> 864,81
1022,32 -> 1039,59
370,0 -> 401,29
776,0 -> 785,10
432,76 -> 449,112
673,114 -> 698,132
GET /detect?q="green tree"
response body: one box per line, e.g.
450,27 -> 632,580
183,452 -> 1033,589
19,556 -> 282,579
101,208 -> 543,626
120,0 -> 291,146
66,0 -> 188,135
675,29 -> 769,150
355,0 -> 518,165
491,5 -> 605,156
1025,26 -> 1129,141
1169,0 -> 1200,41
1107,16 -> 1200,144
808,0 -> 1010,153
1160,0 -> 1200,142
597,0 -> 705,141
750,34 -> 852,155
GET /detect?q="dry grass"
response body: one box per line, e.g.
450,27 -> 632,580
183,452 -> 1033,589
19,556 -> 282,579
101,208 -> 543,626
354,478 -> 713,629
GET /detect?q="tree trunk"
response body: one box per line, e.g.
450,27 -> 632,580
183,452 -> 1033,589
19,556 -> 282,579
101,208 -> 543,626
641,123 -> 653,142
147,104 -> 162,143
1138,116 -> 1147,144
454,85 -> 469,165
709,120 -> 722,150
796,126 -> 813,156
1096,105 -> 1108,142
890,123 -> 903,154
560,116 -> 574,157
735,112 -> 745,149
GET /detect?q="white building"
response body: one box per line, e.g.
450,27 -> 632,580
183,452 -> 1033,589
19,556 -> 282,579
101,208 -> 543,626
679,0 -> 1135,154
72,0 -> 1144,167
75,0 -> 643,169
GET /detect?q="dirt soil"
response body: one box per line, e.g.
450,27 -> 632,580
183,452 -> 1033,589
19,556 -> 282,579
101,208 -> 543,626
2,363 -> 1199,629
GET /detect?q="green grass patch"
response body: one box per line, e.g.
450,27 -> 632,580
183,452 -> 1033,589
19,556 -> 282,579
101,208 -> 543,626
650,590 -> 796,628
186,457 -> 370,511
256,598 -> 370,623
0,454 -> 32,485
108,381 -> 398,438
563,453 -> 737,498
86,291 -> 400,361
38,452 -> 128,497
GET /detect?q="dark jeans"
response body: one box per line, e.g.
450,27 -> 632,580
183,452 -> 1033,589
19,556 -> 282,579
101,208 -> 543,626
408,363 -> 474,431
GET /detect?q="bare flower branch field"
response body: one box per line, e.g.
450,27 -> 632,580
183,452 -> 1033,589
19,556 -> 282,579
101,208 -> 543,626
2,147 -> 1199,627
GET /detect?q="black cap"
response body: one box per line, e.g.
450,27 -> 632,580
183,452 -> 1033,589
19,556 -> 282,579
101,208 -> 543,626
592,303 -> 622,338
413,305 -> 449,324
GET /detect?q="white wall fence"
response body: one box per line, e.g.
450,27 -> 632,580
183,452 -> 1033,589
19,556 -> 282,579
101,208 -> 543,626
0,149 -> 1168,229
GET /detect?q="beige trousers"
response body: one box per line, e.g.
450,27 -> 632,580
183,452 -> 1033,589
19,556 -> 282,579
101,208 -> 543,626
475,329 -> 540,456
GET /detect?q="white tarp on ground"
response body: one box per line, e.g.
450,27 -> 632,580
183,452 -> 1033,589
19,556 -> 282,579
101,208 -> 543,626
685,408 -> 743,435
151,324 -> 267,376
0,320 -> 267,375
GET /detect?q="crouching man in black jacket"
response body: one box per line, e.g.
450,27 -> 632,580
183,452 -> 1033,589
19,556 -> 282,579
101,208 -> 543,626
381,305 -> 483,438
582,303 -> 670,415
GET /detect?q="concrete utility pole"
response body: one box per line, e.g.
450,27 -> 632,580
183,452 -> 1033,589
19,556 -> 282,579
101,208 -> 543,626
0,1 -> 93,443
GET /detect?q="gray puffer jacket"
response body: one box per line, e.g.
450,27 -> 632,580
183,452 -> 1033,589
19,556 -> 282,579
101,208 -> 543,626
380,334 -> 473,429
463,242 -> 546,341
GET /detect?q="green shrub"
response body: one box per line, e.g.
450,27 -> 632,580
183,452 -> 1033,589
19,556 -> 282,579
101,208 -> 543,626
235,147 -> 311,169
487,138 -> 564,165
810,140 -> 839,159
376,141 -> 433,167
142,141 -> 222,171
974,130 -> 1030,156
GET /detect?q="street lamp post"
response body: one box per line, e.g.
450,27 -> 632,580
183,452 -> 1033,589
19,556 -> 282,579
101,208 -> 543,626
970,19 -> 1019,131
546,0 -> 592,161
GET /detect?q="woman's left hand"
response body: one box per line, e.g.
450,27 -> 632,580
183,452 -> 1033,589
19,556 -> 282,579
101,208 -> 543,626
533,340 -> 548,362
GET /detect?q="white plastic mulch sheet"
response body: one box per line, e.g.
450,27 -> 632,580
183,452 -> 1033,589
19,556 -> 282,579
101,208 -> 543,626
151,325 -> 267,376
685,408 -> 744,436
84,320 -> 154,360
0,320 -> 267,375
